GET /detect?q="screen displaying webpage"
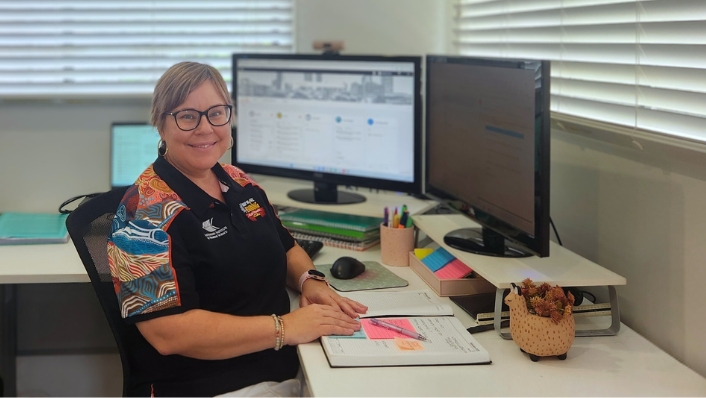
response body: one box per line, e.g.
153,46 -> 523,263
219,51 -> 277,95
427,62 -> 537,235
235,58 -> 416,182
111,124 -> 160,187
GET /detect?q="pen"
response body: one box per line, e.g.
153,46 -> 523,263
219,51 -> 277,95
398,211 -> 409,229
383,207 -> 389,227
370,318 -> 428,341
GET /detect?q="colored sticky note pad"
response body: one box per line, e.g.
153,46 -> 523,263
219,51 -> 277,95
361,318 -> 417,340
328,328 -> 367,339
414,248 -> 435,260
434,258 -> 473,280
394,337 -> 425,351
421,247 -> 455,272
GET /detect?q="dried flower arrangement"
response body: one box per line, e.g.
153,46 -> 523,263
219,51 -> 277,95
519,278 -> 575,324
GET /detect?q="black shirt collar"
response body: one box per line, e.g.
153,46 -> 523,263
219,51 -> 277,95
152,156 -> 240,219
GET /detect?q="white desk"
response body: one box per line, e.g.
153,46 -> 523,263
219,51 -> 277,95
1,178 -> 705,396
0,241 -> 86,396
0,242 -> 86,284
300,245 -> 706,396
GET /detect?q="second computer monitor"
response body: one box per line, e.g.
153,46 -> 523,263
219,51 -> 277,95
425,55 -> 551,258
232,53 -> 422,204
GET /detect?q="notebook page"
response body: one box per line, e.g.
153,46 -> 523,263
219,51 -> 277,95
321,317 -> 490,367
341,290 -> 453,318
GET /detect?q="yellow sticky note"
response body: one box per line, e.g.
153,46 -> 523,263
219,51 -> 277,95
414,248 -> 434,260
394,337 -> 425,351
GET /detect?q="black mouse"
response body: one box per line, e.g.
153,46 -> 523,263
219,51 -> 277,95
330,256 -> 366,280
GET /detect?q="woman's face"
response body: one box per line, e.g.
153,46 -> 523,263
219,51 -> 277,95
160,80 -> 231,179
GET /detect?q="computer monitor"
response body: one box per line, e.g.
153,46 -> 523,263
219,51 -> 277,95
110,122 -> 161,188
231,53 -> 422,204
425,55 -> 551,258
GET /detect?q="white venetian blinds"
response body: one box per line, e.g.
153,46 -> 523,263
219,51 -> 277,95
455,0 -> 706,142
0,0 -> 294,98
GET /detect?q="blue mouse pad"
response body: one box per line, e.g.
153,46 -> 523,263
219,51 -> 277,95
315,261 -> 408,292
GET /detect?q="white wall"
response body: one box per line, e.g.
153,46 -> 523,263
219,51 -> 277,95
295,0 -> 454,55
551,127 -> 706,377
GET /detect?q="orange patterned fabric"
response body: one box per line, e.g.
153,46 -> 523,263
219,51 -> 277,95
108,165 -> 187,318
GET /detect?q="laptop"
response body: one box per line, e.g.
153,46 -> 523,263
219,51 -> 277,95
110,122 -> 161,188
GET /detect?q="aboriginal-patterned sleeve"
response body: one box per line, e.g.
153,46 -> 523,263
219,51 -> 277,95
222,164 -> 295,252
107,165 -> 197,322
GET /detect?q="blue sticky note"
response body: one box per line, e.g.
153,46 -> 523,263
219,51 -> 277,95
328,329 -> 367,339
421,247 -> 455,272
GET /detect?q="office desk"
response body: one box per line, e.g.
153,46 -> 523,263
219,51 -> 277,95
1,177 -> 705,396
0,242 -> 86,284
300,246 -> 706,396
0,242 -> 86,395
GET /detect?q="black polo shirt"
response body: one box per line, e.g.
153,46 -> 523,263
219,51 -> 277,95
116,156 -> 298,396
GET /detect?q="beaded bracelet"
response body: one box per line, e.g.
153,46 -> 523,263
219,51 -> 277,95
271,314 -> 281,351
279,316 -> 285,350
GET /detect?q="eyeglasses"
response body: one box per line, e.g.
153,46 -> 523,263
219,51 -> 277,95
164,104 -> 233,131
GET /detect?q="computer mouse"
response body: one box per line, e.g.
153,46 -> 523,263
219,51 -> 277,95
330,256 -> 366,280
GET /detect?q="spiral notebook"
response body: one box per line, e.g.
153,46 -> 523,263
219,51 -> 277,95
291,231 -> 379,251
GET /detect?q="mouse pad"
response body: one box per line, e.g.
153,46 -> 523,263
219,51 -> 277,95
315,261 -> 408,292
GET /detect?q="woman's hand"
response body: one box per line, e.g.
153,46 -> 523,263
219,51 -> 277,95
300,280 -> 368,319
281,304 -> 361,345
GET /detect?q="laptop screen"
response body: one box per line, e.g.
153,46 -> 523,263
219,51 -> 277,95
110,123 -> 161,188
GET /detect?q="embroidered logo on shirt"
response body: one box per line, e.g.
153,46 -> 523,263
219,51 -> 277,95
239,198 -> 266,221
202,218 -> 228,239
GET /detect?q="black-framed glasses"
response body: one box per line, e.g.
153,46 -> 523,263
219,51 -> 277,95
164,104 -> 233,131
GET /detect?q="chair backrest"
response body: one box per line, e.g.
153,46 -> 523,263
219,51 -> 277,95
66,186 -> 135,396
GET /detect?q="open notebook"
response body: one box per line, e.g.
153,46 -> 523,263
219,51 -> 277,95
320,290 -> 491,367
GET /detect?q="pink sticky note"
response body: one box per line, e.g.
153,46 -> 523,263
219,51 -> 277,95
361,318 -> 418,339
434,258 -> 473,279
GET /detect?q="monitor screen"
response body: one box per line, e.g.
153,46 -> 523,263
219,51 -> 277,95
425,56 -> 551,258
110,123 -> 160,188
232,53 -> 422,204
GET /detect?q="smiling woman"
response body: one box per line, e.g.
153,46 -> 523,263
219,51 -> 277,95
152,63 -> 234,191
103,61 -> 368,396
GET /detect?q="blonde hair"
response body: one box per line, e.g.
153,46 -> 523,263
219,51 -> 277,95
151,62 -> 231,133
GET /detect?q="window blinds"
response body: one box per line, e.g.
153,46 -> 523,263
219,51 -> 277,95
455,0 -> 706,143
0,0 -> 293,98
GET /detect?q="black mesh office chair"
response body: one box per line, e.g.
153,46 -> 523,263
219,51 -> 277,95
66,186 -> 140,396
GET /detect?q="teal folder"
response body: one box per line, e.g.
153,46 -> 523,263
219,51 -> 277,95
0,212 -> 70,245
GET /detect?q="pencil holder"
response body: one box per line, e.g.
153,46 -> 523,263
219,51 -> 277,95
380,223 -> 415,267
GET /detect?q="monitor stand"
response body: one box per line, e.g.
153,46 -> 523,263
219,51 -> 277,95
444,227 -> 532,258
287,182 -> 366,205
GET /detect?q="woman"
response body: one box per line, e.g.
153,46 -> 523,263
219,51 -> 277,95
107,61 -> 366,396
